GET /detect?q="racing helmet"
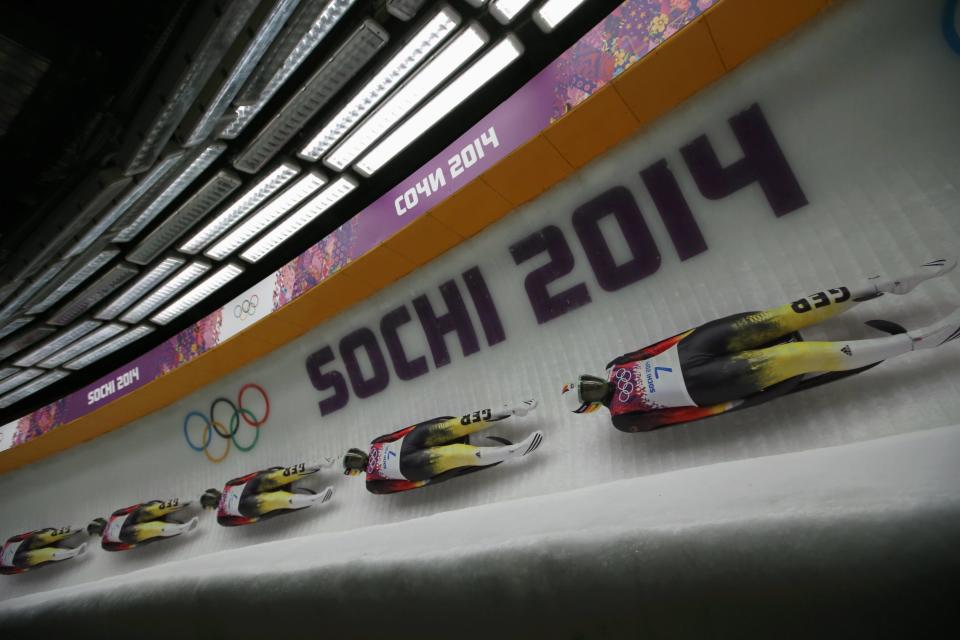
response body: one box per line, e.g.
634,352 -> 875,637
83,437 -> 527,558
342,448 -> 369,476
561,375 -> 609,414
86,518 -> 107,537
199,488 -> 221,510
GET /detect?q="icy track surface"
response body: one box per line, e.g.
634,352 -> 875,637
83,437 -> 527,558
1,0 -> 960,608
1,426 -> 959,636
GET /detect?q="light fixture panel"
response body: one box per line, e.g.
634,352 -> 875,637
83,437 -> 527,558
120,261 -> 211,324
28,249 -> 120,315
490,0 -> 534,24
64,325 -> 155,371
114,144 -> 226,242
299,6 -> 459,161
223,0 -> 360,138
241,175 -> 356,262
0,326 -> 56,361
185,0 -> 301,146
126,171 -> 242,265
151,264 -> 244,325
205,171 -> 327,259
533,0 -> 586,31
356,35 -> 523,176
68,153 -> 184,259
38,323 -> 126,369
325,23 -> 488,171
48,264 -> 140,327
0,368 -> 46,398
179,162 -> 300,253
96,257 -> 185,320
233,19 -> 389,174
14,321 -> 101,367
0,369 -> 71,409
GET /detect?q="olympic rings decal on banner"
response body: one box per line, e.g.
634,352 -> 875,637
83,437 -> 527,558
233,294 -> 259,321
183,384 -> 270,463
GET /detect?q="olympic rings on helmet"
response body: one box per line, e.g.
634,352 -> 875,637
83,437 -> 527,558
233,294 -> 259,320
182,385 -> 269,462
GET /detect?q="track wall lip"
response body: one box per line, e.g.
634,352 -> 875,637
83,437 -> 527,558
0,0 -> 836,474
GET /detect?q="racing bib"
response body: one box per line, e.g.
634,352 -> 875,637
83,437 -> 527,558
1,539 -> 22,567
607,343 -> 695,414
219,483 -> 247,518
366,440 -> 406,481
104,513 -> 129,543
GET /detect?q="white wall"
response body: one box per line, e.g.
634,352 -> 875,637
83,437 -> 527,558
1,0 -> 958,602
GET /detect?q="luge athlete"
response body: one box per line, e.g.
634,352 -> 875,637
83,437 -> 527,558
87,498 -> 198,551
1,526 -> 87,575
562,258 -> 959,432
343,400 -> 542,494
202,462 -> 335,527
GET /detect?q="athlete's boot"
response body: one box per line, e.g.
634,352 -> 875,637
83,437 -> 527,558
476,431 -> 544,464
50,542 -> 87,561
870,258 -> 957,296
157,517 -> 200,538
287,486 -> 335,510
908,308 -> 960,349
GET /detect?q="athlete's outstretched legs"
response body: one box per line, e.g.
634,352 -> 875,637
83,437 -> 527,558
402,431 -> 544,480
125,517 -> 199,543
18,542 -> 87,568
419,400 -> 539,447
686,259 -> 956,356
687,308 -> 960,405
247,487 -> 335,516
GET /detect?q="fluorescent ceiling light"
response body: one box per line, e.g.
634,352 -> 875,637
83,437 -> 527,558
126,171 -> 242,265
0,317 -> 33,342
0,369 -> 43,396
14,320 -> 101,367
151,264 -> 244,325
48,264 -> 140,327
325,23 -> 488,171
356,34 -> 522,176
124,0 -> 260,174
38,323 -> 126,369
179,162 -> 300,253
533,0 -> 585,31
0,261 -> 63,320
0,326 -> 56,361
96,257 -> 185,320
120,262 -> 210,323
205,171 -> 326,259
222,0 -> 359,139
64,325 -> 154,371
185,0 -> 301,146
386,0 -> 428,20
299,6 -> 459,161
490,0 -> 534,23
0,369 -> 59,407
0,367 -> 19,382
114,144 -> 226,241
241,175 -> 356,262
68,153 -> 184,259
233,19 -> 389,174
28,250 -> 119,314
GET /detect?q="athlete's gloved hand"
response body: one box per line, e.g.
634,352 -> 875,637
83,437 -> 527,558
503,399 -> 538,417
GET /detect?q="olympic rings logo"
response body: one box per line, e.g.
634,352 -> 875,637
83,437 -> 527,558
183,384 -> 270,463
614,368 -> 635,403
233,294 -> 259,321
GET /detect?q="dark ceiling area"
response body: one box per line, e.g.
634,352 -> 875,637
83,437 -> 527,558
0,0 -> 622,424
